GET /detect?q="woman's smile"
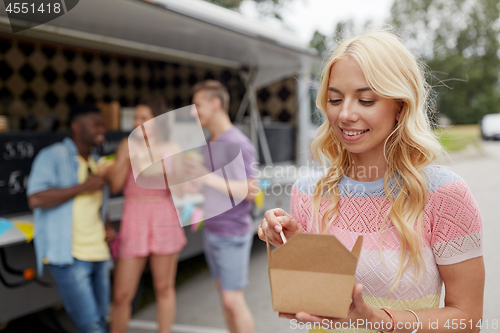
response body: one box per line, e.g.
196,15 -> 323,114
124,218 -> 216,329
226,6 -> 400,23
326,57 -> 398,156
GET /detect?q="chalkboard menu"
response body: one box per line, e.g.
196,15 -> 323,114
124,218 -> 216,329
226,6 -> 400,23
0,131 -> 129,216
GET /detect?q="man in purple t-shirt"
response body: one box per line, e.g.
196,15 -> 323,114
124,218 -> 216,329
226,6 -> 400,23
186,80 -> 258,333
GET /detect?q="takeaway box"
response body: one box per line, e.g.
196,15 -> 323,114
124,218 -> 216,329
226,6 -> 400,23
266,233 -> 363,318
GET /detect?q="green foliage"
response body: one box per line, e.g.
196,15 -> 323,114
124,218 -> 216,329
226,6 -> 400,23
204,0 -> 243,9
434,125 -> 481,152
389,0 -> 500,124
205,0 -> 283,6
309,30 -> 328,55
333,19 -> 355,43
309,19 -> 356,55
203,0 -> 288,20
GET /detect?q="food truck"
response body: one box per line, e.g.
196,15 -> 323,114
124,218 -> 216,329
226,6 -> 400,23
0,0 -> 321,326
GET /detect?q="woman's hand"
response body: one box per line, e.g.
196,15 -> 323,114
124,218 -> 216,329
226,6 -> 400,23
257,208 -> 302,247
184,158 -> 210,182
105,221 -> 117,243
278,284 -> 380,330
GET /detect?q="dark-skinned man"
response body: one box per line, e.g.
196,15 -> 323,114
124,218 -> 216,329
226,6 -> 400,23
27,105 -> 115,333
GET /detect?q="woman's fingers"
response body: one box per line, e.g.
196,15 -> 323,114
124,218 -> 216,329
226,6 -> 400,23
260,208 -> 301,246
264,208 -> 297,232
277,214 -> 300,234
265,221 -> 283,246
264,208 -> 285,230
278,312 -> 296,319
258,224 -> 277,244
295,311 -> 323,322
349,283 -> 373,317
352,283 -> 364,306
258,217 -> 282,246
257,224 -> 264,239
279,312 -> 324,326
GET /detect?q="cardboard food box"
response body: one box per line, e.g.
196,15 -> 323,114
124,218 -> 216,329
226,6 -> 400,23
266,233 -> 363,318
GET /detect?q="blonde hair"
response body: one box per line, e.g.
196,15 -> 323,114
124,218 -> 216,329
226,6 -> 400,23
311,31 -> 443,288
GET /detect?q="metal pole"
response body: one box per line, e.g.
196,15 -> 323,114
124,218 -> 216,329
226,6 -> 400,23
237,70 -> 273,166
234,92 -> 251,124
297,58 -> 312,167
249,86 -> 273,166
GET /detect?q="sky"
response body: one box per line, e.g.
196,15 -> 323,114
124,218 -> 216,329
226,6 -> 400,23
240,0 -> 395,43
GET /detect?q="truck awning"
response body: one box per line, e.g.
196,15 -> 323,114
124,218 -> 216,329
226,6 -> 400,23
0,0 -> 321,88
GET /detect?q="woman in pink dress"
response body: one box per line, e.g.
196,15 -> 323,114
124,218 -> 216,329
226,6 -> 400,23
109,96 -> 186,333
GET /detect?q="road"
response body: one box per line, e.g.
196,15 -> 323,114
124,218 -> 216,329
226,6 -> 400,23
128,141 -> 500,333
439,142 -> 500,332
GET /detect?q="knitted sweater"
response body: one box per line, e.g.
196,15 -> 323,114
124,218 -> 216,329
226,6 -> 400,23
290,165 -> 482,332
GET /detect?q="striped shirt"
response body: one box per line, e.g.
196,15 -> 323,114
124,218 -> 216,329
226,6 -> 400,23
290,165 -> 482,332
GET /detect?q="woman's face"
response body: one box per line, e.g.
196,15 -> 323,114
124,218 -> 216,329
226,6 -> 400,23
133,105 -> 154,129
326,57 -> 399,157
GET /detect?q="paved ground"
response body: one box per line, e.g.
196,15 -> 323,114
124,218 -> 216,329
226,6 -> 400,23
438,141 -> 500,332
128,141 -> 500,333
128,234 -> 305,333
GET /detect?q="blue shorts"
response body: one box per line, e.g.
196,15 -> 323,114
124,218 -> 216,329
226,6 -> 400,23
203,230 -> 254,291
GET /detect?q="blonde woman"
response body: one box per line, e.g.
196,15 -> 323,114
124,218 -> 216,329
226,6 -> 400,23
258,31 -> 484,333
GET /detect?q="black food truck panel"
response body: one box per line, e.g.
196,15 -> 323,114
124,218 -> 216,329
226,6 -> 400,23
0,132 -> 129,216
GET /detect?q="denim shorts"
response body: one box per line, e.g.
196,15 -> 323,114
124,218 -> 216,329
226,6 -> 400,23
203,230 -> 254,291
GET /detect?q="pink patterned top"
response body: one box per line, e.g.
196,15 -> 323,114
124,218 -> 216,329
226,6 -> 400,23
290,165 -> 482,332
123,167 -> 170,197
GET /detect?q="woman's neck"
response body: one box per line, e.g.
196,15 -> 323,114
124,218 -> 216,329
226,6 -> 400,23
348,152 -> 387,182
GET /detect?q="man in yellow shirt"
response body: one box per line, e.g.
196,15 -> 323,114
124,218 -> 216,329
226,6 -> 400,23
27,105 -> 115,333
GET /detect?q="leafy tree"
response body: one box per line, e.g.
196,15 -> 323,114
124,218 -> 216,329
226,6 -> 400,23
309,19 -> 356,55
309,30 -> 328,55
389,0 -> 500,124
332,19 -> 355,44
204,0 -> 243,9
